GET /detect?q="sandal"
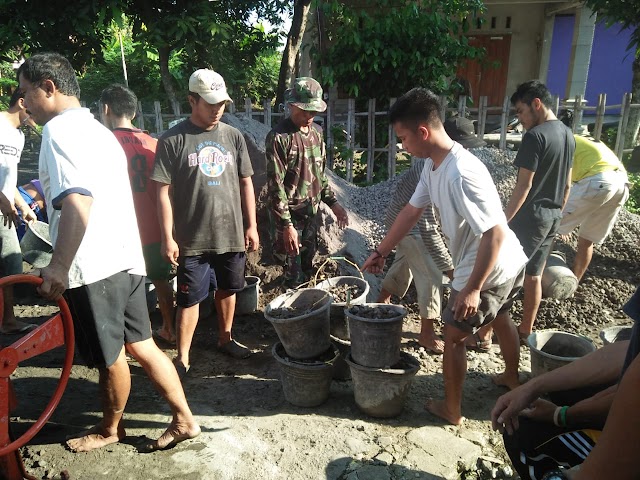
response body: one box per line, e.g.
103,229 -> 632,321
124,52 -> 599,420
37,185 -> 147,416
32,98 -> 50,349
218,339 -> 252,359
466,333 -> 492,352
518,330 -> 531,347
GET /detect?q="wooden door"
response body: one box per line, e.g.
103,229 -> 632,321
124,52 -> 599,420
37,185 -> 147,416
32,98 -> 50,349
456,35 -> 511,107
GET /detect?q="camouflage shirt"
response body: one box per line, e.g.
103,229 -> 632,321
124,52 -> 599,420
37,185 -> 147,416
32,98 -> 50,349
266,117 -> 337,226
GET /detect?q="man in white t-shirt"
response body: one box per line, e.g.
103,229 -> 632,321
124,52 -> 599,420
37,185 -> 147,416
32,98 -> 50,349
18,53 -> 199,453
362,88 -> 527,425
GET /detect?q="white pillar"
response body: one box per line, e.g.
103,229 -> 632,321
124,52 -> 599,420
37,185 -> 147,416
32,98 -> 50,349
565,5 -> 596,99
538,13 -> 556,83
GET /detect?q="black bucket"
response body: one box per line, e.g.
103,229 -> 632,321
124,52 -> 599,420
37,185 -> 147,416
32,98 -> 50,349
272,342 -> 338,407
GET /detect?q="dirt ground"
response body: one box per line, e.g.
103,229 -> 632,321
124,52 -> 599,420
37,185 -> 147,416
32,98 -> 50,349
4,130 -> 638,480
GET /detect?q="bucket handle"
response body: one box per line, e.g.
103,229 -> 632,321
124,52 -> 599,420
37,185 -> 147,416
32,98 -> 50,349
310,256 -> 364,288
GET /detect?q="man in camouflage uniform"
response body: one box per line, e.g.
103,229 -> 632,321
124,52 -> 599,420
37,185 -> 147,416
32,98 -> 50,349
266,77 -> 348,287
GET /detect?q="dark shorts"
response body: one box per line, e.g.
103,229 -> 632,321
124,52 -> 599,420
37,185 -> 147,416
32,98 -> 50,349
176,252 -> 246,308
65,272 -> 151,368
142,242 -> 173,281
510,208 -> 562,276
444,269 -> 525,334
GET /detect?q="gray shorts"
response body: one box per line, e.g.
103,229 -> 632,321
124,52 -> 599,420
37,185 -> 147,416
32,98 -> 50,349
443,269 -> 524,334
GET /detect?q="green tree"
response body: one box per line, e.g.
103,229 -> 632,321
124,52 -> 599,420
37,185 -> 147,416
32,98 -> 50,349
584,0 -> 640,147
315,0 -> 485,100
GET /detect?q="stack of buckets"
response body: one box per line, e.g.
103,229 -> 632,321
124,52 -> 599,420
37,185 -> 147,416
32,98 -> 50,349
345,304 -> 420,418
265,288 -> 338,407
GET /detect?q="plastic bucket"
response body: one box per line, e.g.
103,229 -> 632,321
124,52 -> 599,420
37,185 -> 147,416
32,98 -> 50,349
315,276 -> 369,340
272,342 -> 338,407
346,303 -> 406,368
541,252 -> 578,300
599,326 -> 633,345
20,221 -> 53,268
528,330 -> 596,376
235,276 -> 261,315
264,288 -> 332,359
346,352 -> 420,418
330,335 -> 351,381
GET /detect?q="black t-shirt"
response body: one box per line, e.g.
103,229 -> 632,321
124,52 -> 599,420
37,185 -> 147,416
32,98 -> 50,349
512,120 -> 575,219
151,119 -> 253,255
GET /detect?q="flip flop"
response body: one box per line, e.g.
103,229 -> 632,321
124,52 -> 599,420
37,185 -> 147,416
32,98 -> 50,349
218,339 -> 252,359
172,360 -> 190,380
518,331 -> 531,346
0,322 -> 37,335
152,329 -> 176,347
466,333 -> 492,352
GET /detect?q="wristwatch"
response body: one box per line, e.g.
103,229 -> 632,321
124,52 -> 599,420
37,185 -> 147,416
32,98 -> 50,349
542,470 -> 569,480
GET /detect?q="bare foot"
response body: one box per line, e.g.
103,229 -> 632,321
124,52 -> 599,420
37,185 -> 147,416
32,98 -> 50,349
492,372 -> 521,390
140,420 -> 201,452
425,398 -> 465,426
66,424 -> 125,452
419,336 -> 444,354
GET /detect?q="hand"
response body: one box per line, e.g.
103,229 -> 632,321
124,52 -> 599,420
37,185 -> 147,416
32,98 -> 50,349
161,238 -> 180,266
453,285 -> 480,321
0,193 -> 19,229
330,203 -> 349,228
283,225 -> 300,255
361,251 -> 385,274
491,381 -> 539,435
19,204 -> 37,225
245,226 -> 260,252
33,263 -> 69,301
520,398 -> 558,424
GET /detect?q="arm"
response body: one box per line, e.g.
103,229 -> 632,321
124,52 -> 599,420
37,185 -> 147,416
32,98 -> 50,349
14,188 -> 37,225
574,352 -> 640,480
504,167 -> 534,222
361,203 -> 424,274
452,223 -> 505,321
491,340 -> 628,434
419,205 -> 453,272
0,192 -> 19,228
562,167 -> 572,210
156,182 -> 179,266
239,176 -> 259,252
38,193 -> 92,300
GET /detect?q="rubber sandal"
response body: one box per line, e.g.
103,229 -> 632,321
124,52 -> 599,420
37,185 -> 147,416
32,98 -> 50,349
466,333 -> 491,352
218,339 -> 252,359
173,360 -> 190,380
518,331 -> 530,346
153,328 -> 176,347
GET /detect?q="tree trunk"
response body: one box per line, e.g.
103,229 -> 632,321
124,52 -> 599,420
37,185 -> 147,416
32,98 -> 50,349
624,50 -> 640,149
158,45 -> 179,115
275,0 -> 313,107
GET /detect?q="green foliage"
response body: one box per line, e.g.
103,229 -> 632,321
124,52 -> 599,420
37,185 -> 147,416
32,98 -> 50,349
315,0 -> 486,100
625,172 -> 640,214
584,0 -> 640,51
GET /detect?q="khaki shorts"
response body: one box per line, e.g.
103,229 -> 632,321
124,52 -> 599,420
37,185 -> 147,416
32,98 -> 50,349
381,234 -> 443,319
443,269 -> 524,334
558,170 -> 629,244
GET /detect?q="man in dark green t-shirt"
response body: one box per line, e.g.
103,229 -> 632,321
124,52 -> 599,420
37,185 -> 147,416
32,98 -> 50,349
265,77 -> 348,287
151,69 -> 259,373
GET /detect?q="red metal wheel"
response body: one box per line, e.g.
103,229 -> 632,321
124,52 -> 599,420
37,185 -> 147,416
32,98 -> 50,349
0,274 -> 74,457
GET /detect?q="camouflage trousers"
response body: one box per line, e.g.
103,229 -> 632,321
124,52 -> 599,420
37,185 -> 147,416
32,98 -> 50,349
270,211 -> 319,287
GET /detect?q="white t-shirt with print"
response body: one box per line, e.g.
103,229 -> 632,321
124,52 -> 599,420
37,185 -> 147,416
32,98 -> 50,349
409,142 -> 526,291
0,116 -> 24,200
39,108 -> 145,288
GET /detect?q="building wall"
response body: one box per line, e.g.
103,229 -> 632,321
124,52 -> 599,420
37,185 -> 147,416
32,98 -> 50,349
468,3 -> 547,97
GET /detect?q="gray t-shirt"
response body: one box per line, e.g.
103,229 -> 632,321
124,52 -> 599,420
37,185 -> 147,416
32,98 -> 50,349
151,119 -> 253,255
513,119 -> 575,219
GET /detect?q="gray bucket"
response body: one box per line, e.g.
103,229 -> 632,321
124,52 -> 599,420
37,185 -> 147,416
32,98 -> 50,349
272,342 -> 338,407
541,252 -> 578,300
346,303 -> 406,368
20,220 -> 53,268
315,276 -> 369,340
264,288 -> 332,359
235,276 -> 261,315
330,335 -> 351,381
599,326 -> 633,345
346,352 -> 420,418
528,330 -> 596,376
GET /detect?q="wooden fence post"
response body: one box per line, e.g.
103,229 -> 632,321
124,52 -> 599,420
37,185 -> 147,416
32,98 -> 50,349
615,93 -> 632,159
154,101 -> 163,134
137,101 -> 145,131
346,98 -> 356,183
244,98 -> 252,120
477,96 -> 487,141
499,96 -> 510,150
438,95 -> 448,122
326,96 -> 335,170
571,95 -> 583,133
388,97 -> 397,179
457,95 -> 467,118
592,93 -> 607,141
366,98 -> 376,183
263,100 -> 272,127
228,101 -> 236,114
552,95 -> 560,115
